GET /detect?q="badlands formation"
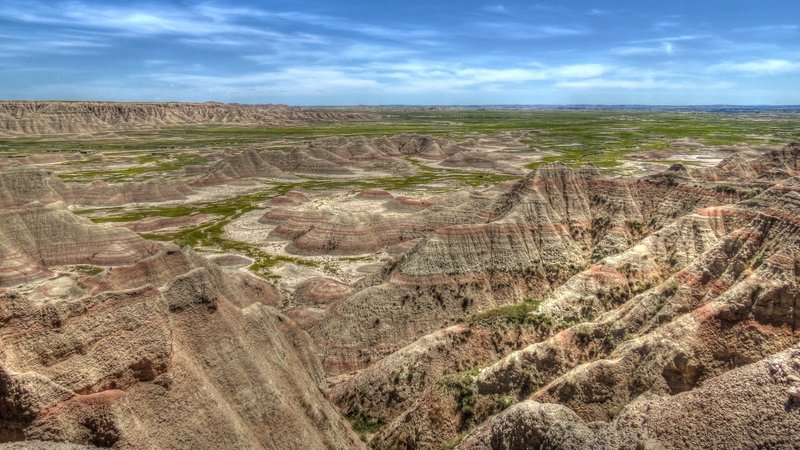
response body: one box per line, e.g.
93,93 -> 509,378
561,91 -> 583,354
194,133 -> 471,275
0,102 -> 798,449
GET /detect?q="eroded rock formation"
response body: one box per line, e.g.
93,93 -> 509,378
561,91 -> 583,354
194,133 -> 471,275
325,143 -> 800,449
0,211 -> 362,449
3,111 -> 800,449
0,102 -> 368,136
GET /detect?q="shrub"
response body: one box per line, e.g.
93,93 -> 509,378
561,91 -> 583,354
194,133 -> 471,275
467,298 -> 553,330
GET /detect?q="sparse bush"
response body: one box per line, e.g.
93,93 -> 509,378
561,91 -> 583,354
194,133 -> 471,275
574,324 -> 593,343
629,280 -> 654,295
626,220 -> 645,234
467,298 -> 553,330
440,369 -> 480,430
713,184 -> 738,195
348,415 -> 384,440
662,282 -> 679,298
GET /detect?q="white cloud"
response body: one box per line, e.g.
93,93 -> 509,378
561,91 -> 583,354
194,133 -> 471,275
0,33 -> 110,57
654,21 -> 680,30
612,41 -> 676,56
246,43 -> 417,65
732,24 -> 798,35
555,78 -> 688,90
551,64 -> 610,78
555,76 -> 738,91
483,5 -> 508,14
631,35 -> 708,44
711,59 -> 800,75
0,1 -> 273,37
473,22 -> 588,40
0,1 -> 437,44
454,68 -> 547,83
143,61 -> 617,100
251,10 -> 438,42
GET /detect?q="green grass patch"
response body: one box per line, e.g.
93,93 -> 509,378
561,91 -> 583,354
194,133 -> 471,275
66,264 -> 105,276
4,110 -> 797,159
58,153 -> 208,182
468,298 -> 553,328
348,416 -> 384,435
348,415 -> 384,442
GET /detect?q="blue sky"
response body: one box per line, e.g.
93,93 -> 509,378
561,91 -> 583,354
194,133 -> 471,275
1,1 -> 799,105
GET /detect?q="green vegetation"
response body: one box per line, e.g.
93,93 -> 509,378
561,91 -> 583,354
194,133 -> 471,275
131,192 -> 322,275
89,187 -> 322,277
713,184 -> 738,195
80,154 -> 516,279
58,153 -> 208,181
440,435 -> 464,450
440,368 -> 480,429
4,110 -> 798,172
629,280 -> 654,295
468,298 -> 553,329
574,324 -> 594,344
29,108 -> 796,283
67,264 -> 105,276
348,415 -> 384,442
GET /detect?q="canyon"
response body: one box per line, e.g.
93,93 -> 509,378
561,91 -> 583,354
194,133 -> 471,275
0,102 -> 798,449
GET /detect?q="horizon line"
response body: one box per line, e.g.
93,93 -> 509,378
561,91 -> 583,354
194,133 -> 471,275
2,100 -> 800,109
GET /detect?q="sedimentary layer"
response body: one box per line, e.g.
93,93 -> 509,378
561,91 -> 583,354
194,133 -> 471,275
0,102 -> 368,136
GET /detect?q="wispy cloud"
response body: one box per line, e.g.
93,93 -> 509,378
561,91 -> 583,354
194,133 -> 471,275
732,24 -> 799,35
473,22 -> 588,40
0,1 -> 438,44
528,4 -> 569,14
2,0 -> 799,104
143,61 -> 616,99
483,5 -> 508,14
0,32 -> 111,57
246,43 -> 418,65
612,42 -> 675,56
711,59 -> 800,75
0,1 -> 262,37
257,10 -> 439,42
654,20 -> 680,30
631,34 -> 709,44
555,78 -> 688,90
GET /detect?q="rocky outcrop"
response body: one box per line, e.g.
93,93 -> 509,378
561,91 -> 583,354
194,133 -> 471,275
0,102 -> 369,136
71,179 -> 193,206
260,191 -> 487,256
293,277 -> 353,306
0,202 -> 159,286
459,345 -> 800,449
0,205 -> 362,448
117,214 -> 215,233
271,191 -> 311,206
311,163 -> 728,375
326,144 -> 800,449
0,168 -> 71,208
0,167 -> 193,207
5,118 -> 800,450
194,134 -> 488,186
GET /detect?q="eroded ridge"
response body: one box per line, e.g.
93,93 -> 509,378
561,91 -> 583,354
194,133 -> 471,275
1,106 -> 799,450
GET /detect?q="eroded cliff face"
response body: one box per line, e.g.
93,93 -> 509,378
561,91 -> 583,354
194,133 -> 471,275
0,206 -> 362,449
310,161 -> 733,374
0,202 -> 160,286
0,102 -> 368,136
2,126 -> 799,449
326,144 -> 800,449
